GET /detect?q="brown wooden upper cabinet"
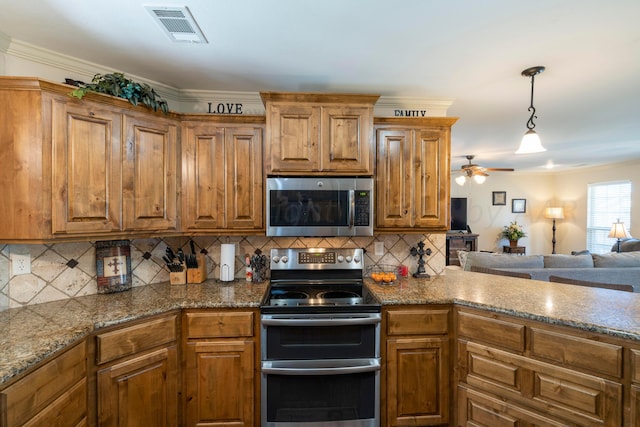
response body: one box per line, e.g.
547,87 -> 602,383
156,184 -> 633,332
260,92 -> 380,175
375,117 -> 457,232
0,77 -> 179,242
181,116 -> 265,232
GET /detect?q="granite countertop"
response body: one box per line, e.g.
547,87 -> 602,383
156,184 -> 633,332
2,270 -> 640,386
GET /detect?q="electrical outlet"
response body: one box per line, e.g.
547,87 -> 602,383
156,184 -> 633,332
374,242 -> 384,256
11,253 -> 31,275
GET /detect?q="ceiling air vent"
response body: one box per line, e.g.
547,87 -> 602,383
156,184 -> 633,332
145,5 -> 208,43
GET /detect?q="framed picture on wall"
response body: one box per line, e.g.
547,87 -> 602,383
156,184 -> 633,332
492,191 -> 506,206
512,198 -> 526,213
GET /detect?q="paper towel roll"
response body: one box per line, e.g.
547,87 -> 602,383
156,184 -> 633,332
220,244 -> 236,281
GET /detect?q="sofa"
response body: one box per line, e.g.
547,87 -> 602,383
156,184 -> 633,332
458,250 -> 640,292
612,237 -> 640,252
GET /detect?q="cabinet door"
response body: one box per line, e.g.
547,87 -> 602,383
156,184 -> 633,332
97,346 -> 178,427
51,98 -> 122,235
386,337 -> 449,426
266,103 -> 320,173
182,123 -> 226,230
376,129 -> 413,227
412,129 -> 448,229
184,340 -> 254,427
182,125 -> 263,231
321,105 -> 373,173
122,113 -> 178,231
225,127 -> 263,229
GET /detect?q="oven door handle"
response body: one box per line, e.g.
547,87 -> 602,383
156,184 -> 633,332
262,360 -> 380,376
261,317 -> 380,327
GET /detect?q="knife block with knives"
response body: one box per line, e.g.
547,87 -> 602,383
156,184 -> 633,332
187,254 -> 207,284
169,269 -> 187,285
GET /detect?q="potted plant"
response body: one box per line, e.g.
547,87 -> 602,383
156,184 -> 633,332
502,221 -> 526,246
69,72 -> 169,114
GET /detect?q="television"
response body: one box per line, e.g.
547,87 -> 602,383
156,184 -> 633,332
450,198 -> 468,232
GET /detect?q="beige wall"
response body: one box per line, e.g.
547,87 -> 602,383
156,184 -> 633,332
451,158 -> 640,255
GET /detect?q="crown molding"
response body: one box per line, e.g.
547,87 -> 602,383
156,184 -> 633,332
2,35 -> 453,116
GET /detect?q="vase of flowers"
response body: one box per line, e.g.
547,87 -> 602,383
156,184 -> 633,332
502,221 -> 526,246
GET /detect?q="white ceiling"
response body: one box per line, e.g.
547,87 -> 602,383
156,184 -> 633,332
1,0 -> 640,173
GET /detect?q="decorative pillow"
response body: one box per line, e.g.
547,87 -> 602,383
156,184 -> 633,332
571,249 -> 591,256
457,250 -> 469,270
463,252 -> 544,271
592,251 -> 640,268
544,254 -> 594,268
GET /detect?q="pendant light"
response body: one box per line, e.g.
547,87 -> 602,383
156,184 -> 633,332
516,66 -> 547,154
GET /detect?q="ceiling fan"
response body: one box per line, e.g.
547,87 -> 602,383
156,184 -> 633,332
454,155 -> 515,185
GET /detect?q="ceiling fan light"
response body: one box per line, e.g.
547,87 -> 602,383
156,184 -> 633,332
473,174 -> 486,184
516,129 -> 546,154
455,175 -> 467,186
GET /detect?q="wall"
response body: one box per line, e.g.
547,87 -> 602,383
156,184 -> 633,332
451,158 -> 640,255
552,159 -> 640,254
0,234 -> 444,310
450,173 -> 555,254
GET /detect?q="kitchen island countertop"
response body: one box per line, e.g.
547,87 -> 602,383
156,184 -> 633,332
2,269 -> 640,385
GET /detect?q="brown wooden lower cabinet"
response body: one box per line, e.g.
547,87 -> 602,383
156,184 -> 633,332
383,306 -> 451,426
8,304 -> 640,427
455,306 -> 626,427
93,312 -> 179,427
182,309 -> 257,427
0,341 -> 87,427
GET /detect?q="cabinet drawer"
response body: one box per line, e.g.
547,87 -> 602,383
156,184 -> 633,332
462,342 -> 622,426
458,385 -> 572,427
457,310 -> 525,352
185,311 -> 254,338
1,341 -> 86,427
95,314 -> 177,364
529,327 -> 622,378
386,308 -> 449,335
22,378 -> 86,427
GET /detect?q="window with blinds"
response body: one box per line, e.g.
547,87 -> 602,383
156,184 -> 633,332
587,181 -> 632,253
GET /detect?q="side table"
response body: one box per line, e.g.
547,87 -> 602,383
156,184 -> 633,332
503,245 -> 526,255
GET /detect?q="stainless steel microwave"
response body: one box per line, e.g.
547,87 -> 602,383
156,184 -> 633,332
266,177 -> 373,237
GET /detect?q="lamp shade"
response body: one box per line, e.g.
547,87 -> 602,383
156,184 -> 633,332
608,221 -> 630,239
516,130 -> 546,154
455,175 -> 466,186
473,174 -> 486,184
544,207 -> 564,220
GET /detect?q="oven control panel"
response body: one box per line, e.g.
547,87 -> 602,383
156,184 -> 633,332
271,248 -> 363,270
299,251 -> 335,264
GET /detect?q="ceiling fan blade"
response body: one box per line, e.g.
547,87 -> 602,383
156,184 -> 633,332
484,167 -> 515,172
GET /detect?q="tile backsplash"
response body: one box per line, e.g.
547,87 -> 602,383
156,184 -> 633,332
0,233 -> 445,310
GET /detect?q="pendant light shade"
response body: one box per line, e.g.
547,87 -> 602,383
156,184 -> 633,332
516,66 -> 546,154
455,175 -> 466,186
516,129 -> 546,154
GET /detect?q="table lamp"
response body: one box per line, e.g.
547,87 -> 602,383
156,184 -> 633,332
544,207 -> 564,254
608,219 -> 630,252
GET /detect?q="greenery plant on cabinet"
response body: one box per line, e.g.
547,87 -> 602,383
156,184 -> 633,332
69,72 -> 169,113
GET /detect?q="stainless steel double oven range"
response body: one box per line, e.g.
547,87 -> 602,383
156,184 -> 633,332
260,247 -> 381,427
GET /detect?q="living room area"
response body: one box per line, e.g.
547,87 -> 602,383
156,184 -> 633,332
448,156 -> 640,289
449,157 -> 639,255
